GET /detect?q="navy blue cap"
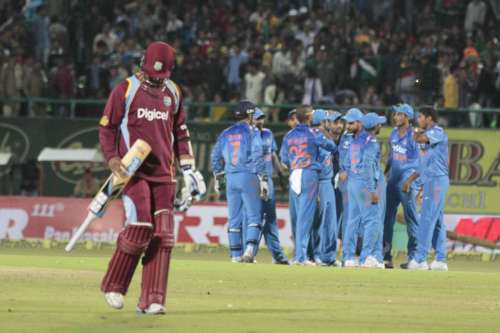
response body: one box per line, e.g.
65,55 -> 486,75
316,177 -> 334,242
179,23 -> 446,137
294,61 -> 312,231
233,100 -> 257,118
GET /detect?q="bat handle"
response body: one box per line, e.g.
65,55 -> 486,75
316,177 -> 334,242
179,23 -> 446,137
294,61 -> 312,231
65,212 -> 97,252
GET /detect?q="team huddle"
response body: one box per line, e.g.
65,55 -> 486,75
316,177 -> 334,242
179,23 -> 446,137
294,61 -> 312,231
211,102 -> 450,271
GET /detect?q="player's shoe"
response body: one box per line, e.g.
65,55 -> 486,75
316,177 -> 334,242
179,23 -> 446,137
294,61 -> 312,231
104,292 -> 124,310
430,260 -> 449,271
407,259 -> 429,270
377,261 -> 385,269
272,257 -> 290,265
343,259 -> 359,268
384,260 -> 394,269
303,260 -> 317,266
231,256 -> 242,263
137,303 -> 166,315
400,262 -> 409,269
360,256 -> 382,269
241,246 -> 255,263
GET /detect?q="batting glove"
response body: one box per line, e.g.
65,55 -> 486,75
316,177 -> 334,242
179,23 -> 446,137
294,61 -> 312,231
182,167 -> 207,201
258,175 -> 269,201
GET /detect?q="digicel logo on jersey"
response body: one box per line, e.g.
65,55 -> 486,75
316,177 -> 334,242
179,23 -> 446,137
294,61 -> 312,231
137,108 -> 169,121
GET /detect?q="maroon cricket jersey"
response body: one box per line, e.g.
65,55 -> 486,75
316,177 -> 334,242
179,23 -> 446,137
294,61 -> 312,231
99,73 -> 193,183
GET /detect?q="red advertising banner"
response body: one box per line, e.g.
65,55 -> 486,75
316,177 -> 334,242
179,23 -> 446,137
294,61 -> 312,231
0,196 -> 498,253
0,196 -> 124,242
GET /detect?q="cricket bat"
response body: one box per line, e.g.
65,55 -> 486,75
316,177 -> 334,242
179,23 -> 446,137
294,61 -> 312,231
65,139 -> 152,252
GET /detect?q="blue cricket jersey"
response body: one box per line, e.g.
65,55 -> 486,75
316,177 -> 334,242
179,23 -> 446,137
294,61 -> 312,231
314,128 -> 334,180
338,132 -> 354,172
210,121 -> 265,176
260,128 -> 277,178
347,131 -> 381,193
417,125 -> 449,183
279,124 -> 336,171
387,126 -> 419,182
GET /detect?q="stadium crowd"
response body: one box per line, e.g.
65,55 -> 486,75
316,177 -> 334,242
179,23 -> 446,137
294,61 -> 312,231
0,0 -> 500,126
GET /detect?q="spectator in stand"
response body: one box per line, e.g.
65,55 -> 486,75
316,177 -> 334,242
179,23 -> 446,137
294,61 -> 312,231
0,0 -> 498,125
23,57 -> 48,116
227,42 -> 248,92
302,65 -> 323,105
32,4 -> 50,65
263,76 -> 285,122
444,64 -> 459,109
465,0 -> 487,33
50,57 -> 75,116
0,53 -> 24,117
244,60 -> 266,105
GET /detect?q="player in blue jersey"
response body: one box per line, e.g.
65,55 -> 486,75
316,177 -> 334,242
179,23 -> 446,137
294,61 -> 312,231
343,112 -> 386,268
210,100 -> 269,263
404,107 -> 450,271
310,109 -> 338,266
325,111 -> 345,248
280,106 -> 337,265
251,109 -> 289,264
338,108 -> 363,266
383,104 -> 420,269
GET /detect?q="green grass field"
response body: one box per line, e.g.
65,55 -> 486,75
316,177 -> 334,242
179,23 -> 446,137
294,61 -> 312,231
1,246 -> 500,333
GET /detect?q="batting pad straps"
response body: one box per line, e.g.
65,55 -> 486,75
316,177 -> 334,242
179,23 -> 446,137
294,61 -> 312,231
153,209 -> 175,249
117,225 -> 152,255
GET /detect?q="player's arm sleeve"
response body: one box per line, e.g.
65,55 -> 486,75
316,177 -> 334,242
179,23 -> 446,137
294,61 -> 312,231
271,134 -> 278,153
426,129 -> 445,146
172,86 -> 195,169
210,134 -> 225,175
364,143 -> 379,193
251,131 -> 266,177
339,140 -> 348,172
279,135 -> 290,167
98,81 -> 127,162
314,133 -> 337,153
407,137 -> 420,171
385,138 -> 392,172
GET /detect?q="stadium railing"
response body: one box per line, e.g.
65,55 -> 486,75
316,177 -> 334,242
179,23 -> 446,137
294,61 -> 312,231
0,96 -> 499,128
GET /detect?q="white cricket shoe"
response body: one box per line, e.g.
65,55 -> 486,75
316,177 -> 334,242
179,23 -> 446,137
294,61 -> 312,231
407,259 -> 429,271
360,256 -> 381,269
231,256 -> 242,263
430,260 -> 449,271
144,303 -> 166,315
241,245 -> 255,263
303,260 -> 317,266
343,259 -> 359,268
104,292 -> 124,309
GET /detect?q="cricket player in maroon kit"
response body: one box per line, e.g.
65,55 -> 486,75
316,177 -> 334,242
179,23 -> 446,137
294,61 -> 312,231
99,41 -> 205,314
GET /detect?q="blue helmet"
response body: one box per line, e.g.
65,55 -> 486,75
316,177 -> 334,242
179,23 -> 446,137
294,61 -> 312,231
233,100 -> 257,119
